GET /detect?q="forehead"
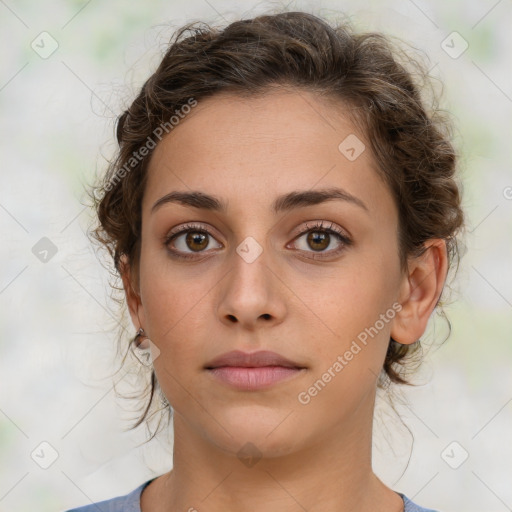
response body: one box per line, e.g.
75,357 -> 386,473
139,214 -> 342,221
143,89 -> 396,224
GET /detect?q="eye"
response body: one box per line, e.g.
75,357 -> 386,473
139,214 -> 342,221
164,223 -> 222,260
288,220 -> 352,259
164,220 -> 352,261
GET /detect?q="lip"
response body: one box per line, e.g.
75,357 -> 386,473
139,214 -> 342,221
204,350 -> 307,391
204,350 -> 304,369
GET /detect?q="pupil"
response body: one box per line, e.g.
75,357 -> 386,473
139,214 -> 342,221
184,230 -> 330,253
186,232 -> 208,251
308,231 -> 329,251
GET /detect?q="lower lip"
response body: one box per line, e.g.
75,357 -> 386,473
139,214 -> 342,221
206,366 -> 304,390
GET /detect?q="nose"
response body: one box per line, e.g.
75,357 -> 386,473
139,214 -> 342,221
216,241 -> 287,331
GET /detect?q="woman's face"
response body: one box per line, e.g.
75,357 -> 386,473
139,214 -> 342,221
127,89 -> 407,457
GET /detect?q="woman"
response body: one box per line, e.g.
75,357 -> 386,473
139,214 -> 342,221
67,9 -> 464,512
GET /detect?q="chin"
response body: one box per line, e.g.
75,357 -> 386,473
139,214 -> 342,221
201,407 -> 306,458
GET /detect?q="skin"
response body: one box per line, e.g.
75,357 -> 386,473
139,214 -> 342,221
120,88 -> 448,512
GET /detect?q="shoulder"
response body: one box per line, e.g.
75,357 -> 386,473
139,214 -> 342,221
62,478 -> 154,512
63,483 -> 438,512
399,493 -> 441,512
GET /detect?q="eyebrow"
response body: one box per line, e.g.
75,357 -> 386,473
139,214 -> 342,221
151,187 -> 369,215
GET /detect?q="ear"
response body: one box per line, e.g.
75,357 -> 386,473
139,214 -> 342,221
119,254 -> 148,349
390,239 -> 448,345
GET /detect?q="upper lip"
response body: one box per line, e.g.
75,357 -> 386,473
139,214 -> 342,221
204,350 -> 305,369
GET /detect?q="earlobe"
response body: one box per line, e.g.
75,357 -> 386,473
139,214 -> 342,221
390,239 -> 448,345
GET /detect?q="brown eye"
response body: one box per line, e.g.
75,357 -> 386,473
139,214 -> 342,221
164,223 -> 223,260
306,231 -> 330,251
185,231 -> 209,252
289,221 -> 352,259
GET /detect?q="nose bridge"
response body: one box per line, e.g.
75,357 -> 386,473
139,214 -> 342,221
231,234 -> 271,301
217,233 -> 284,328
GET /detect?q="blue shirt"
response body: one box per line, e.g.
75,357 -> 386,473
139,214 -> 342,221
63,478 -> 440,512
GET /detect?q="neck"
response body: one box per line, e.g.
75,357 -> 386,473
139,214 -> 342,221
142,395 -> 403,512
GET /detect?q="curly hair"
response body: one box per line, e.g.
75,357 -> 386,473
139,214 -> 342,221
86,10 -> 465,434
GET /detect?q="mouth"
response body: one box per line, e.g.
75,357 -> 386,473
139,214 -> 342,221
206,366 -> 306,390
204,350 -> 307,390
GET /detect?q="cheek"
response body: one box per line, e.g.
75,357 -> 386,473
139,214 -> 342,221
310,253 -> 398,366
140,271 -> 211,408
298,281 -> 396,415
137,258 -> 214,360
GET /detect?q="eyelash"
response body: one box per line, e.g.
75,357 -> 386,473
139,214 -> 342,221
163,220 -> 352,261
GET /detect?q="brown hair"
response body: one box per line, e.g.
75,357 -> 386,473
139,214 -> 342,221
87,10 -> 465,434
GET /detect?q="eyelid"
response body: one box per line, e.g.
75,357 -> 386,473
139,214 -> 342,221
164,220 -> 352,259
290,220 -> 351,242
163,226 -> 220,261
164,222 -> 224,251
286,220 -> 352,258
